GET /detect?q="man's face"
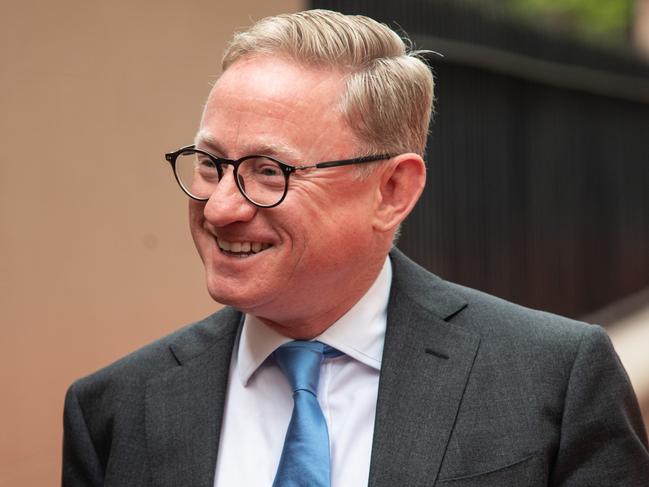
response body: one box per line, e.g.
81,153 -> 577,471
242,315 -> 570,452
190,55 -> 388,335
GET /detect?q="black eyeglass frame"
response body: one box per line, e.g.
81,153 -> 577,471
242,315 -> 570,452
164,144 -> 394,208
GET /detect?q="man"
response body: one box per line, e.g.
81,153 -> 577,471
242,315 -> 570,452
63,9 -> 649,486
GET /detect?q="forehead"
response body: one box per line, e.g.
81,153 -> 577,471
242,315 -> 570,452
209,55 -> 345,108
198,56 -> 359,159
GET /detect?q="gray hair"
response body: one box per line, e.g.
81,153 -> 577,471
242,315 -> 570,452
221,9 -> 434,158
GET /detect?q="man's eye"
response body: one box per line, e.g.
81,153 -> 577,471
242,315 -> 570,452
242,158 -> 283,178
196,157 -> 214,168
258,165 -> 281,177
195,157 -> 220,178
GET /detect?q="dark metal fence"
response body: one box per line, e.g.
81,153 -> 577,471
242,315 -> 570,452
313,0 -> 649,319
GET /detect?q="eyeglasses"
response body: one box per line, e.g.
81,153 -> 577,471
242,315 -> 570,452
164,145 -> 394,208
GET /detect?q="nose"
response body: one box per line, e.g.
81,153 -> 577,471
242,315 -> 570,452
202,166 -> 257,226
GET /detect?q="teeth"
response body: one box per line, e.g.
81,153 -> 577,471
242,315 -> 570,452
217,238 -> 270,255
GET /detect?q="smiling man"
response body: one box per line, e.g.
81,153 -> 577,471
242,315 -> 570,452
189,54 -> 415,339
62,9 -> 649,487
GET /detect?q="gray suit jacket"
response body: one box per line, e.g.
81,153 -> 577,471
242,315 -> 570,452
63,250 -> 649,486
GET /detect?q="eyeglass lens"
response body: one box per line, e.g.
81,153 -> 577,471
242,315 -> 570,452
174,150 -> 286,206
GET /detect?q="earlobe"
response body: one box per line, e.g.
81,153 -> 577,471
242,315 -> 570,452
372,153 -> 426,233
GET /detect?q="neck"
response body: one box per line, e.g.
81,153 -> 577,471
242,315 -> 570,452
258,318 -> 334,340
256,255 -> 388,340
257,284 -> 369,339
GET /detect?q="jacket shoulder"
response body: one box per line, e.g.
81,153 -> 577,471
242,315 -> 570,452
390,247 -> 598,352
448,280 -> 594,339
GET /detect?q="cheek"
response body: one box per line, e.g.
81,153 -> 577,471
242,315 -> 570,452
299,210 -> 370,267
188,203 -> 208,249
280,179 -> 377,256
188,201 -> 204,227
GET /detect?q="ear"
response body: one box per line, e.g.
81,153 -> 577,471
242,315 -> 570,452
372,153 -> 426,233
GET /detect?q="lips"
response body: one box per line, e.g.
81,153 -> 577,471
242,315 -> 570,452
217,238 -> 272,257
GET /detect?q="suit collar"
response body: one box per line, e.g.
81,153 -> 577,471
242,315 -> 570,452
388,248 -> 468,321
145,307 -> 241,487
369,249 -> 480,486
167,307 -> 242,365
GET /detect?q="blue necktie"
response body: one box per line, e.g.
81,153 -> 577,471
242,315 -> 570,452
272,341 -> 340,487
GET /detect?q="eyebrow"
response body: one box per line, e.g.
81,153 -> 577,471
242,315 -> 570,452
194,130 -> 302,162
194,131 -> 226,155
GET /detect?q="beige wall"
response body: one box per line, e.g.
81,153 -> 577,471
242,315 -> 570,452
0,1 -> 301,484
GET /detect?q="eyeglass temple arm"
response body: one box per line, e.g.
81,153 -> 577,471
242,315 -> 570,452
294,154 -> 393,170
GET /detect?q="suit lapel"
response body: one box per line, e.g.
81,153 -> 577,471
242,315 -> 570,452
368,251 -> 481,487
145,308 -> 241,487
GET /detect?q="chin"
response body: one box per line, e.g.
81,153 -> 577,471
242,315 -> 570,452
206,285 -> 240,308
205,278 -> 263,312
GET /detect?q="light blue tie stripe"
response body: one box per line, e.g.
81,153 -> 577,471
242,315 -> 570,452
272,341 -> 341,487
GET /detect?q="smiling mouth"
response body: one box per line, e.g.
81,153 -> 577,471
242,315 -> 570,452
217,238 -> 272,258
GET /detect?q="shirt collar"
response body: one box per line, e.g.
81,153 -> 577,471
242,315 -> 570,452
237,256 -> 392,386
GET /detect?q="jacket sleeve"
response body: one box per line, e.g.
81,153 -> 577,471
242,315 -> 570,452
550,325 -> 649,485
62,383 -> 104,487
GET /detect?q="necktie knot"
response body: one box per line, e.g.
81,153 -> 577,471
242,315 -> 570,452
274,341 -> 327,395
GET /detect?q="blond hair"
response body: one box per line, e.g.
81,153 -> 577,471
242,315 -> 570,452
221,9 -> 434,157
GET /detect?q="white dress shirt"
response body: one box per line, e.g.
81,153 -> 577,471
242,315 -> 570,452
213,257 -> 392,486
